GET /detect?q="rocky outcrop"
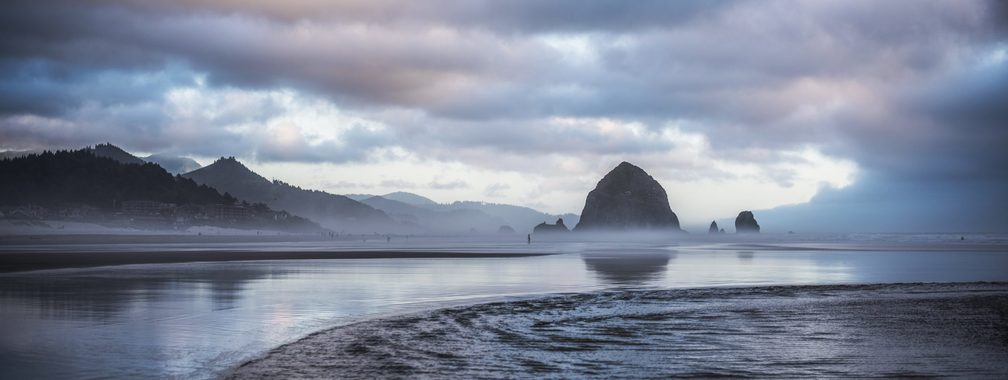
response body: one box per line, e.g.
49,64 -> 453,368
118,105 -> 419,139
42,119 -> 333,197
735,211 -> 760,233
574,162 -> 681,231
708,221 -> 720,234
498,225 -> 516,234
533,218 -> 569,234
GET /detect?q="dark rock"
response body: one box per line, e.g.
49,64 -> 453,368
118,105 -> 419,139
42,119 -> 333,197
708,221 -> 719,234
534,218 -> 569,234
574,162 -> 681,231
498,225 -> 516,234
735,211 -> 760,233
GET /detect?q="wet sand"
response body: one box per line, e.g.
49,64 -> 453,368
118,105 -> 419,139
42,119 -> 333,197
0,233 -> 329,246
2,240 -> 1007,378
0,249 -> 547,272
0,233 -> 557,272
3,232 -> 1004,273
229,282 -> 1008,379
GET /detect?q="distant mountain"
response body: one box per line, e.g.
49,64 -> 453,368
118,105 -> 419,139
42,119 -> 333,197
24,143 -> 202,174
381,191 -> 438,206
347,191 -> 578,233
359,196 -> 424,225
69,144 -> 202,175
433,201 -> 579,234
145,154 -> 202,175
360,196 -> 509,233
0,150 -> 39,160
0,149 -> 318,231
1,149 -> 226,208
183,157 -> 394,232
344,194 -> 375,201
344,192 -> 439,206
87,143 -> 145,165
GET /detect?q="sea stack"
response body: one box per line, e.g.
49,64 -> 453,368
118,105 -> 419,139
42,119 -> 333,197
708,221 -> 719,234
533,218 -> 569,234
574,162 -> 681,231
735,211 -> 760,233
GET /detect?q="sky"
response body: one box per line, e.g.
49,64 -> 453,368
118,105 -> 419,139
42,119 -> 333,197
1,0 -> 1006,231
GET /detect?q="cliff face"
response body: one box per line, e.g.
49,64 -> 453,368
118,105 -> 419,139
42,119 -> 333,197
574,162 -> 680,231
735,211 -> 760,233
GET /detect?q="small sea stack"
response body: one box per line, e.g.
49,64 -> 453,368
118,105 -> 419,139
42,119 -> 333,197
708,221 -> 720,234
533,218 -> 569,234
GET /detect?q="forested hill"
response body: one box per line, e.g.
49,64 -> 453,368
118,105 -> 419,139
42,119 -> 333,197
0,149 -> 234,208
183,157 -> 393,230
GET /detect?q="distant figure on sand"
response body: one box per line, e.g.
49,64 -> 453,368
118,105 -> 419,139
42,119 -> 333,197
386,235 -> 391,243
527,234 -> 531,244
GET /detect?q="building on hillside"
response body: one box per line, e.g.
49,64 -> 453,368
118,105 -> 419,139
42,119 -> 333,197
207,204 -> 249,221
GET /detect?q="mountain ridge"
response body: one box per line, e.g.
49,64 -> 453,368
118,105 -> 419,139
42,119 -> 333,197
146,154 -> 202,174
183,157 -> 393,232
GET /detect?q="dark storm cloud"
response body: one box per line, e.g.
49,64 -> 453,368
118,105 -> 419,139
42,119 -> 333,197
40,0 -> 734,33
0,1 -> 997,124
1,0 -> 1006,230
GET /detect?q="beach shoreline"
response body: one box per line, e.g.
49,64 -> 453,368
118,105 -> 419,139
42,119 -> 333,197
0,249 -> 550,273
3,232 -> 1006,273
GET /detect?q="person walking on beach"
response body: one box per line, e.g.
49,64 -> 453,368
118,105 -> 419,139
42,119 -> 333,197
527,234 -> 531,244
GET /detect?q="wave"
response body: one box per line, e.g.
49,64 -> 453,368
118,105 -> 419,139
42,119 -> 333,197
229,282 -> 1008,379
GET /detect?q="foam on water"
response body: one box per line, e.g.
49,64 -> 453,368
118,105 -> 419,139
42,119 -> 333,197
231,283 -> 1008,379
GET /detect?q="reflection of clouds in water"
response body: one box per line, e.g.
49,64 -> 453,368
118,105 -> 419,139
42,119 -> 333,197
0,265 -> 293,320
737,251 -> 754,260
581,249 -> 674,286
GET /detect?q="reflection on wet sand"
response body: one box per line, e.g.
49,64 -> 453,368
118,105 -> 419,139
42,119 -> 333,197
581,249 -> 674,285
0,265 -> 293,320
3,244 -> 1008,379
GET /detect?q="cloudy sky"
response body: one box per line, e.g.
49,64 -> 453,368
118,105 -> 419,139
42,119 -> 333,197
1,1 -> 1006,231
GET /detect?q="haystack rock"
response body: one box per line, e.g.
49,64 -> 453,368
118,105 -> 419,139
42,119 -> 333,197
735,211 -> 760,233
574,162 -> 681,231
708,221 -> 720,234
498,225 -> 516,234
533,218 -> 569,234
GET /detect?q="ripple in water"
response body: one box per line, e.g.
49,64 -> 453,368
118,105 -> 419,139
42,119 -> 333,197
230,283 -> 1008,378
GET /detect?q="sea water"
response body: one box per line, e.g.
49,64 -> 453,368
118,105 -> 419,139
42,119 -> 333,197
0,234 -> 1006,378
